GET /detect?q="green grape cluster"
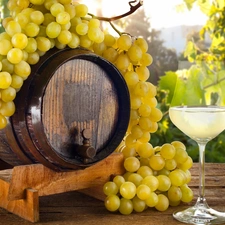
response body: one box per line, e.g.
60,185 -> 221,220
104,141 -> 194,215
0,0 -> 194,216
0,0 -> 105,129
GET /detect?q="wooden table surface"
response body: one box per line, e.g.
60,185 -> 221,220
0,163 -> 225,225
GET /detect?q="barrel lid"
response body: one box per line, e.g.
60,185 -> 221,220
26,48 -> 130,170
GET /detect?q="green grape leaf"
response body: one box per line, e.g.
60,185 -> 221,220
184,41 -> 195,58
171,75 -> 186,106
185,66 -> 205,105
217,0 -> 225,9
217,72 -> 225,105
184,41 -> 197,62
188,52 -> 197,63
197,0 -> 212,15
158,71 -> 177,104
199,27 -> 206,40
217,70 -> 225,80
212,34 -> 224,47
206,20 -> 216,32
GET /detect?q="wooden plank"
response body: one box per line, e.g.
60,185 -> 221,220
189,176 -> 225,187
190,163 -> 225,176
188,163 -> 225,187
6,153 -> 125,200
0,160 -> 224,224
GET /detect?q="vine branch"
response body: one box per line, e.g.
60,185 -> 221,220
88,0 -> 143,22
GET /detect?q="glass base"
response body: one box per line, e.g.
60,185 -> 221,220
173,197 -> 225,225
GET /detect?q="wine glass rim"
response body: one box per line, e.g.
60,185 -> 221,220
170,105 -> 225,109
169,105 -> 225,112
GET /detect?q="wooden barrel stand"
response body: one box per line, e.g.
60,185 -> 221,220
0,153 -> 125,223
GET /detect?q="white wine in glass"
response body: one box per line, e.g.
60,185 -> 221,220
169,105 -> 225,225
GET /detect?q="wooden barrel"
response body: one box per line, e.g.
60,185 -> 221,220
0,47 -> 130,171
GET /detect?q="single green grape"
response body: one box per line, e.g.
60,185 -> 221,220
119,181 -> 136,199
56,11 -> 70,25
46,22 -> 62,39
127,44 -> 143,63
57,30 -> 72,44
1,87 -> 16,102
134,81 -> 149,97
180,184 -> 193,203
25,23 -> 40,37
149,155 -> 165,171
68,33 -> 80,49
0,101 -> 15,117
75,4 -> 88,17
7,48 -> 23,64
11,33 -> 28,50
132,196 -> 146,213
134,37 -> 148,53
174,148 -> 188,164
117,34 -> 132,51
103,181 -> 119,196
30,11 -> 45,25
157,175 -> 171,192
10,74 -> 24,89
160,144 -> 175,159
169,169 -> 186,186
155,194 -> 169,212
136,184 -> 151,200
115,53 -> 130,71
136,66 -> 150,81
0,113 -> 7,129
76,23 -> 88,36
177,156 -> 193,170
149,107 -> 163,122
36,36 -> 51,52
124,71 -> 139,87
27,52 -> 40,65
0,72 -> 12,89
127,173 -> 143,187
141,175 -> 159,192
145,192 -> 158,207
113,175 -> 125,189
14,60 -> 31,78
0,39 -> 13,56
168,186 -> 182,202
24,38 -> 38,53
138,103 -> 151,117
124,156 -> 140,173
164,159 -> 177,171
118,198 -> 133,215
137,166 -> 153,178
50,3 -> 65,17
5,21 -> 22,37
104,195 -> 120,212
1,59 -> 14,74
140,52 -> 153,66
139,117 -> 152,131
137,143 -> 154,158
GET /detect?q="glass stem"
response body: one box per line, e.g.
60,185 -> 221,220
198,142 -> 207,200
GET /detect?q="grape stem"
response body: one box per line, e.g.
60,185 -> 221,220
92,0 -> 143,22
87,0 -> 143,35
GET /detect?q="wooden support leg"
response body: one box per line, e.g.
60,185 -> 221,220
0,178 -> 39,222
0,153 -> 125,223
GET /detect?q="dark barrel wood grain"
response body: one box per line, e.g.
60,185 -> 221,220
0,47 -> 130,171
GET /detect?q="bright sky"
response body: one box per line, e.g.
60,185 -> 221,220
80,0 -> 207,29
143,0 -> 207,29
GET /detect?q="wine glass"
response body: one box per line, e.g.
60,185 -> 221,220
169,105 -> 225,224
